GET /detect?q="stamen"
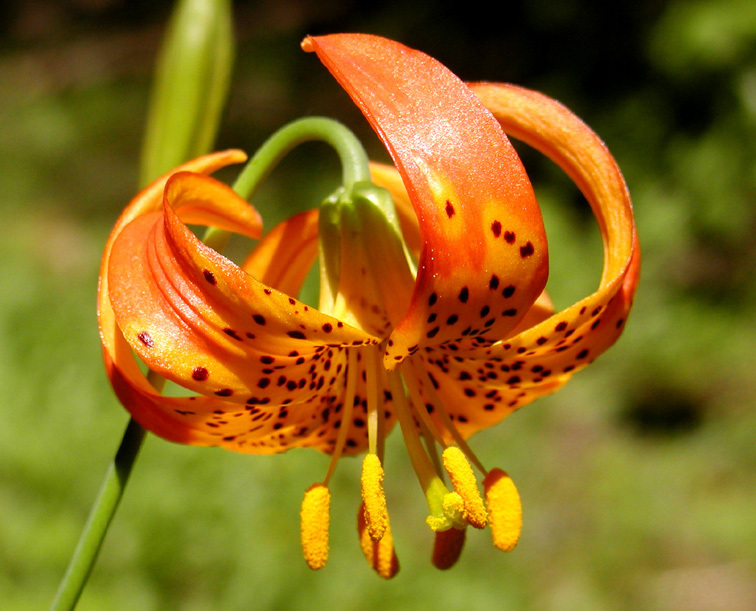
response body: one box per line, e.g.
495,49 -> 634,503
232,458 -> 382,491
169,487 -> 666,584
432,526 -> 466,570
401,362 -> 447,447
408,357 -> 487,474
483,468 -> 522,552
323,348 -> 359,485
387,371 -> 455,530
442,446 -> 488,529
300,483 -> 330,570
363,346 -> 384,458
361,453 -> 388,541
386,370 -> 441,493
358,501 -> 400,579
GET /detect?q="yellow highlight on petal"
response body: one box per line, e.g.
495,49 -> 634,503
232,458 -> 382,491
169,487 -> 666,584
483,468 -> 522,552
432,526 -> 466,570
442,446 -> 488,529
300,483 -> 330,570
358,502 -> 400,579
361,453 -> 388,541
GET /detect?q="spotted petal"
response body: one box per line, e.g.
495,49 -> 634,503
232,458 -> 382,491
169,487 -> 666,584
303,34 -> 549,369
101,158 -> 392,453
413,83 -> 640,440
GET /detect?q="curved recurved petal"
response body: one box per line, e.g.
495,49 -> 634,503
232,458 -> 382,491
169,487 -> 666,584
417,83 -> 640,439
98,151 -> 248,417
303,34 -> 548,370
241,209 -> 320,297
108,171 -> 381,405
469,83 -> 639,368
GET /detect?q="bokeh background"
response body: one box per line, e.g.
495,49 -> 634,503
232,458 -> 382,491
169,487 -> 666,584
2,0 -> 755,609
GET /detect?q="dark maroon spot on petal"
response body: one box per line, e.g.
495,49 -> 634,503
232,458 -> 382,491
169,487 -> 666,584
532,365 -> 544,372
427,313 -> 437,323
287,331 -> 307,340
446,314 -> 458,325
563,365 -> 575,373
263,288 -> 272,295
192,367 -> 209,381
463,388 -> 476,397
428,372 -> 439,389
260,356 -> 275,364
484,404 -> 495,411
491,220 -> 502,237
246,332 -> 256,340
286,380 -> 298,391
459,371 -> 472,381
257,378 -> 270,389
458,287 -> 469,303
203,269 -> 217,285
137,331 -> 154,348
576,349 -> 590,359
502,309 -> 517,317
322,323 -> 333,333
592,306 -> 602,317
489,275 -> 500,290
480,305 -> 490,318
427,326 -> 440,338
337,321 -> 344,328
520,241 -> 535,258
504,231 -> 516,244
215,388 -> 233,397
428,292 -> 438,307
536,337 -> 548,345
484,318 -> 496,327
445,200 -> 455,218
288,297 -> 296,305
555,321 -> 568,332
223,328 -> 242,341
502,285 -> 515,298
616,318 -> 625,328
506,375 -> 521,385
253,314 -> 266,325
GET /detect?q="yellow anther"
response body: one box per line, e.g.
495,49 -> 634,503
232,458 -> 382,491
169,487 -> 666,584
483,468 -> 522,552
300,483 -> 330,570
361,453 -> 388,541
432,526 -> 466,570
357,502 -> 400,579
442,446 -> 488,529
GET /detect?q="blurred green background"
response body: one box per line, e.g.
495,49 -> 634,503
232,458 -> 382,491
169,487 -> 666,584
2,0 -> 755,609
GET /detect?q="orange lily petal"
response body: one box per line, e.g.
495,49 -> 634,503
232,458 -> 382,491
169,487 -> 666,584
98,150 -> 248,422
303,34 -> 549,369
101,158 -> 394,454
108,171 -> 380,397
412,83 -> 639,440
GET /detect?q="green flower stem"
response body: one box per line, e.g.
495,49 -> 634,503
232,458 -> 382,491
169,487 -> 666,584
50,419 -> 146,610
202,116 -> 371,248
51,374 -> 165,611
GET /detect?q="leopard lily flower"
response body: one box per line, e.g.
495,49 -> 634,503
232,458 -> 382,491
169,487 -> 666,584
98,33 -> 639,577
